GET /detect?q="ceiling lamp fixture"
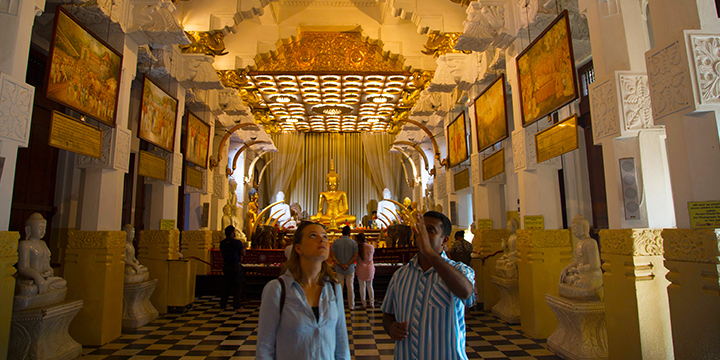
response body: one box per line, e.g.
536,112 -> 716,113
368,95 -> 389,104
312,103 -> 354,116
268,93 -> 296,103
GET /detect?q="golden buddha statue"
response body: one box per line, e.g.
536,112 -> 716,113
311,160 -> 356,229
244,190 -> 259,238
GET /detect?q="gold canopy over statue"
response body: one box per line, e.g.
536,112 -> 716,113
311,160 -> 356,229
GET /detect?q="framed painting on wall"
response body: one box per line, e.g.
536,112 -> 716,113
185,112 -> 210,168
446,111 -> 469,168
516,10 -> 578,127
474,74 -> 508,152
46,6 -> 123,127
138,76 -> 178,152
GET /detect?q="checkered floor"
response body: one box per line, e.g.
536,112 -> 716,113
81,296 -> 561,359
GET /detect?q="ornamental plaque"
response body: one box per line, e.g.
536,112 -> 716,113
138,150 -> 167,181
49,110 -> 103,159
186,165 -> 204,189
482,148 -> 505,181
535,114 -> 579,164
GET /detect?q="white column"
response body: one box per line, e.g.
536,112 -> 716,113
0,0 -> 44,230
582,0 -> 676,229
76,35 -> 137,231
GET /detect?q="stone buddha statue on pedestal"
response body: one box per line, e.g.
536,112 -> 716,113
14,213 -> 68,311
310,160 -> 356,229
123,224 -> 149,284
559,214 -> 603,301
495,218 -> 519,279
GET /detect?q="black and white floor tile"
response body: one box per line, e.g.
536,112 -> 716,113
80,297 -> 561,359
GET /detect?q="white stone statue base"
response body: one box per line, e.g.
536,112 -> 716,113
125,271 -> 149,284
122,279 -> 159,329
546,294 -> 608,360
9,300 -> 83,360
490,276 -> 521,324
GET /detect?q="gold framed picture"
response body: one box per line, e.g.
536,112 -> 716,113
516,10 -> 578,127
474,74 -> 508,152
138,76 -> 178,152
446,111 -> 469,168
185,112 -> 210,168
46,7 -> 122,127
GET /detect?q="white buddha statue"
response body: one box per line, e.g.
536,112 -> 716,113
14,213 -> 67,311
376,188 -> 397,229
123,224 -> 149,284
559,214 -> 603,301
221,204 -> 233,231
270,191 -> 294,229
495,218 -> 519,279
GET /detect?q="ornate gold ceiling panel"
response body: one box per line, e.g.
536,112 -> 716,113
215,30 -> 435,133
252,31 -> 408,72
180,31 -> 228,57
422,32 -> 471,58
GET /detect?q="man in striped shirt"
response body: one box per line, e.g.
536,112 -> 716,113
382,211 -> 475,360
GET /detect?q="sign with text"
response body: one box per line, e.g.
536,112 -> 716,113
535,114 -> 579,163
49,111 -> 103,159
524,215 -> 545,230
186,165 -> 203,189
454,168 -> 470,192
138,150 -> 166,181
482,148 -> 505,181
688,201 -> 720,229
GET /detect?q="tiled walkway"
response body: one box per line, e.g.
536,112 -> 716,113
81,296 -> 561,359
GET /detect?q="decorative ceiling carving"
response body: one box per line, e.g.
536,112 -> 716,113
422,33 -> 471,59
248,30 -> 410,72
180,31 -> 229,57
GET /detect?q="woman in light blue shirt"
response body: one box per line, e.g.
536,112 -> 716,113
256,221 -> 351,360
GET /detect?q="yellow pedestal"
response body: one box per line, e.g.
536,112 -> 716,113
477,229 -> 508,311
64,231 -> 126,346
0,231 -> 19,360
599,229 -> 674,360
138,230 -> 182,314
517,229 -> 572,339
181,230 -> 212,276
662,229 -> 720,359
167,259 -> 196,311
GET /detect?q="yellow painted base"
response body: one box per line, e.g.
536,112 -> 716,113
599,229 -> 673,360
168,260 -> 196,309
517,229 -> 571,339
137,230 -> 186,314
0,231 -> 19,360
181,230 -> 212,276
663,227 -> 720,359
64,231 -> 126,346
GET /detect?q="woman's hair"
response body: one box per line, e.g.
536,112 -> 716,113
356,233 -> 367,261
281,221 -> 338,285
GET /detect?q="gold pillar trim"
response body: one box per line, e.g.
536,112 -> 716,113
179,31 -> 228,57
517,229 -> 571,248
662,229 -> 720,264
0,231 -> 20,257
422,32 -> 472,59
599,229 -> 664,257
67,231 -> 125,250
181,231 -> 213,248
138,230 -> 181,245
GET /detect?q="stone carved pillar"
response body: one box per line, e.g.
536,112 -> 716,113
599,229 -> 674,360
64,231 -> 126,346
662,229 -> 720,358
516,229 -> 572,339
644,30 -> 720,228
476,229 -> 507,311
181,230 -> 213,276
0,232 -> 19,360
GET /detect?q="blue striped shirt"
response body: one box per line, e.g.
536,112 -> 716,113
381,252 -> 475,360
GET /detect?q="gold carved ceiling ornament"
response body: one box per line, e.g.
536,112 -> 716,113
180,31 -> 229,57
215,29 -> 435,133
448,0 -> 472,6
422,32 -> 472,59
